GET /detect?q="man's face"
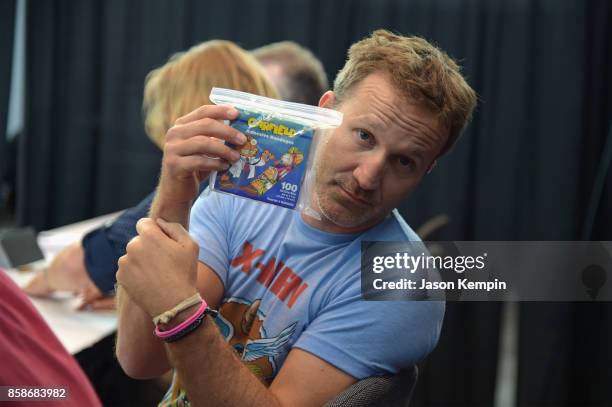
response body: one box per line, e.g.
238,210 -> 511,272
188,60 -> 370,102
313,72 -> 448,231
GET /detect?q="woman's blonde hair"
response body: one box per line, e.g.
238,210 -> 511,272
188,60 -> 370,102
143,40 -> 279,148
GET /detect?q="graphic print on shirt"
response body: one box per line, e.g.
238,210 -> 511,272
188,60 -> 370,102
214,297 -> 297,382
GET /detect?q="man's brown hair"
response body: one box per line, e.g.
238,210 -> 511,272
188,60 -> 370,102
334,30 -> 477,155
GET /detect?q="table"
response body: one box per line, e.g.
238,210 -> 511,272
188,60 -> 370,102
2,212 -> 122,354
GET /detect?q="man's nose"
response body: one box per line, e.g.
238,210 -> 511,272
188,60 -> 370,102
353,152 -> 386,191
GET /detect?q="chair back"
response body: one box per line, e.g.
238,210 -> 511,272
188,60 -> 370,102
324,365 -> 418,407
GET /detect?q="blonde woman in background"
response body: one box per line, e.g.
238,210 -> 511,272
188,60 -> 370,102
24,40 -> 278,307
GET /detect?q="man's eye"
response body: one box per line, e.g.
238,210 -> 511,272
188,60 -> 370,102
357,129 -> 371,142
399,157 -> 412,166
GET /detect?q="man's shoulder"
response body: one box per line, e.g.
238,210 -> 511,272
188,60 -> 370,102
190,189 -> 292,237
193,189 -> 289,217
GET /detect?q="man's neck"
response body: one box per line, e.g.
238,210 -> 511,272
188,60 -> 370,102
300,191 -> 383,234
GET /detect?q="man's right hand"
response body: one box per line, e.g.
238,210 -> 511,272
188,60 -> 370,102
157,104 -> 246,206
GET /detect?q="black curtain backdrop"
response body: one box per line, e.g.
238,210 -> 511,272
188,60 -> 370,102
17,0 -> 612,406
0,0 -> 16,200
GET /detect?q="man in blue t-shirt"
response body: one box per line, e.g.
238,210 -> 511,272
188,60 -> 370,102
23,41 -> 329,306
116,30 -> 477,407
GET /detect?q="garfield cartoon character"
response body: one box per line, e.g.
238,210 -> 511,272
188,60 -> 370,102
221,136 -> 274,187
214,298 -> 296,382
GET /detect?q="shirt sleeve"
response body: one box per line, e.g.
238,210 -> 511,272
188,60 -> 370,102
82,190 -> 156,294
188,190 -> 234,288
292,282 -> 445,379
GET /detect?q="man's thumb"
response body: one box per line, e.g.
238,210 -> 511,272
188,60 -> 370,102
156,218 -> 189,243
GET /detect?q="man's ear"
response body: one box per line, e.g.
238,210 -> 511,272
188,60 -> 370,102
426,160 -> 437,174
318,91 -> 336,109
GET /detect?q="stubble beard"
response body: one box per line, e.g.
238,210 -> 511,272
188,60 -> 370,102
312,148 -> 376,229
314,185 -> 373,229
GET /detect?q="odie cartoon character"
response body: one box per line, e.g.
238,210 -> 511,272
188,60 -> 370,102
249,146 -> 304,196
214,298 -> 297,382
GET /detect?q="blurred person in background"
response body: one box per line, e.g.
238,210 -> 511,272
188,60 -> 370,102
252,41 -> 328,106
22,39 -> 304,307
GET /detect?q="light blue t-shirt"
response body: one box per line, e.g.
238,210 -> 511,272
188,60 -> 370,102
189,190 -> 444,382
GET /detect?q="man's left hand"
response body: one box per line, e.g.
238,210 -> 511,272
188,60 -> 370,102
116,218 -> 199,318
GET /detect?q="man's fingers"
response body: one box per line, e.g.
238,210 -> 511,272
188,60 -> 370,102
135,218 -> 166,245
136,217 -> 152,236
89,297 -> 116,311
77,296 -> 115,311
170,118 -> 246,144
167,155 -> 231,175
80,280 -> 103,302
171,136 -> 241,163
156,218 -> 191,244
174,104 -> 239,125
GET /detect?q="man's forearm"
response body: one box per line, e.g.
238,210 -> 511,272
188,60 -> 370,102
115,286 -> 170,378
115,174 -> 199,375
166,316 -> 281,407
149,192 -> 191,227
149,177 -> 199,228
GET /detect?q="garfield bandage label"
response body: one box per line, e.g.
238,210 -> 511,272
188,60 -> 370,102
213,108 -> 313,209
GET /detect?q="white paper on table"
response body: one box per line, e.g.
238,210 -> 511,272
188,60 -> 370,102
4,269 -> 118,354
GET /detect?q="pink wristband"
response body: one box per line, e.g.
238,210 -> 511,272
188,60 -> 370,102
154,299 -> 208,339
